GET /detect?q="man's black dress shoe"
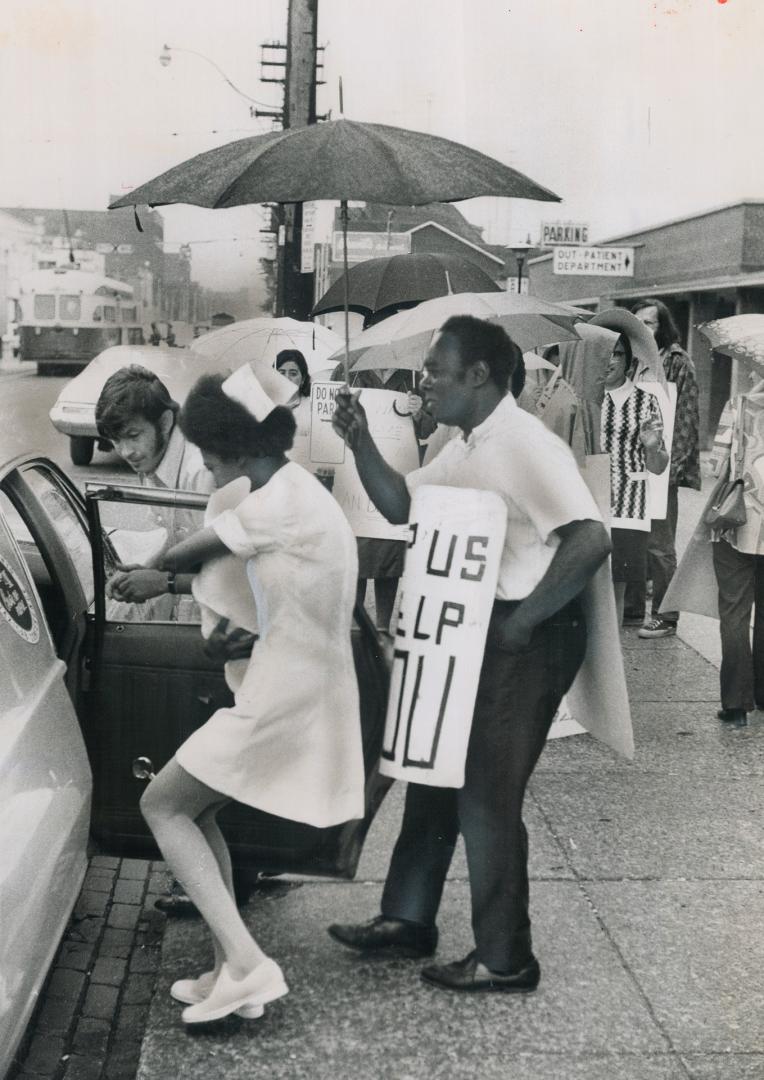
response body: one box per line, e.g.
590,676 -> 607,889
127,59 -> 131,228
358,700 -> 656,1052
153,891 -> 199,918
421,950 -> 540,993
328,915 -> 437,957
717,708 -> 748,727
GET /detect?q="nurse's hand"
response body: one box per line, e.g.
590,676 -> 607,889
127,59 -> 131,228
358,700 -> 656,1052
109,568 -> 168,603
332,387 -> 368,451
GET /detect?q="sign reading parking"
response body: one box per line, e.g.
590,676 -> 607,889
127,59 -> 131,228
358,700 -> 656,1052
541,221 -> 589,246
553,246 -> 635,277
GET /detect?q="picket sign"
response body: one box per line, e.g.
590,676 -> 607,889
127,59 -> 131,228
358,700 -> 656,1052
330,388 -> 421,541
379,484 -> 507,788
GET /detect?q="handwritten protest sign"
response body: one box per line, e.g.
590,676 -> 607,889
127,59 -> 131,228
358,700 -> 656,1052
309,381 -> 345,465
380,484 -> 507,788
332,388 -> 420,540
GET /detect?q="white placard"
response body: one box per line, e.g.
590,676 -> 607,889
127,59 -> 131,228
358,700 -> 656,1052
331,388 -> 420,541
309,381 -> 346,465
553,246 -> 635,276
380,485 -> 507,788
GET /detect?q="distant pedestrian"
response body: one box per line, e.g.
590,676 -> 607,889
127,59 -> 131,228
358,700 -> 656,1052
710,369 -> 764,727
165,323 -> 177,348
600,335 -> 669,624
629,298 -> 700,638
149,322 -> 162,346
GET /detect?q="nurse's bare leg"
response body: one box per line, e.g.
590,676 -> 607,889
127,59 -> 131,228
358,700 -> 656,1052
141,760 -> 267,976
196,803 -> 238,975
613,582 -> 626,626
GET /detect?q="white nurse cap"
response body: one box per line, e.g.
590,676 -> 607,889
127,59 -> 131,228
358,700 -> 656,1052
222,362 -> 295,421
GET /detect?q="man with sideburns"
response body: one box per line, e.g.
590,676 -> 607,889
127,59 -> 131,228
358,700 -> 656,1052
329,315 -> 611,994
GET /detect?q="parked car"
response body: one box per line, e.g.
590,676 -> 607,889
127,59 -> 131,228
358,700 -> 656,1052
49,344 -> 232,467
0,454 -> 389,1077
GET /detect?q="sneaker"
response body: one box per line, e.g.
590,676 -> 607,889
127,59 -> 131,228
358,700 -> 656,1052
638,618 -> 677,639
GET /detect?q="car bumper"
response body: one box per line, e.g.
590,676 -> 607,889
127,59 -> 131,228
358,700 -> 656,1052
49,404 -> 97,438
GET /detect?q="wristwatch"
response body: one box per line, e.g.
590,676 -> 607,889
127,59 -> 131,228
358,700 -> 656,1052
166,571 -> 177,595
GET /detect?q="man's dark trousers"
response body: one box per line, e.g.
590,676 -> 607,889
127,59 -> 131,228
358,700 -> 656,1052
626,483 -> 680,623
380,600 -> 587,973
713,538 -> 764,712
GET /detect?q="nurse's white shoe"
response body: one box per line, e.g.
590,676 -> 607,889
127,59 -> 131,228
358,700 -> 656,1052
181,959 -> 288,1024
171,970 -> 264,1019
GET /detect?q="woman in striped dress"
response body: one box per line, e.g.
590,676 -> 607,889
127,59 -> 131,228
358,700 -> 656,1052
600,335 -> 669,623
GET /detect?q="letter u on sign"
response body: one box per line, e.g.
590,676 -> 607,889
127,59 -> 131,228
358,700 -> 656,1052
380,485 -> 507,788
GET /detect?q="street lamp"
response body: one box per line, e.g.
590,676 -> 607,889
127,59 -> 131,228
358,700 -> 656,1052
158,44 -> 272,117
510,234 -> 533,294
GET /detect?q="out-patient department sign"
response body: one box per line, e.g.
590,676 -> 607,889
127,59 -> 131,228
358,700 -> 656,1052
380,485 -> 507,788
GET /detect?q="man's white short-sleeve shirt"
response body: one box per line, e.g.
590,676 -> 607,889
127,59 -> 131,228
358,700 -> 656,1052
405,393 -> 602,601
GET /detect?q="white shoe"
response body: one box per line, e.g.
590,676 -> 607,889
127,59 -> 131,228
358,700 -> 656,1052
181,959 -> 288,1024
171,970 -> 264,1019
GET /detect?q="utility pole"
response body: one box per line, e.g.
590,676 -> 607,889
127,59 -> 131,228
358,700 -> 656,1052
277,0 -> 320,320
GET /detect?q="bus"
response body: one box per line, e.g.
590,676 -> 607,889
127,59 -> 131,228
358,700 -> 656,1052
17,268 -> 145,374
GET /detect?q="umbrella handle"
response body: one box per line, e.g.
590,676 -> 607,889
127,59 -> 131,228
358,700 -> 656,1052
393,400 -> 413,417
341,199 -> 350,384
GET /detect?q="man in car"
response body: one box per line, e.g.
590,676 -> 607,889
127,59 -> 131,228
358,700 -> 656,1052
96,365 -> 213,612
328,315 -> 611,994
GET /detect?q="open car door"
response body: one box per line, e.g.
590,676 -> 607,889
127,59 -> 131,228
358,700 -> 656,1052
83,481 -> 392,879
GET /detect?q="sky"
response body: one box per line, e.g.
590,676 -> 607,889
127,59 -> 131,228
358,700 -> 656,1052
0,0 -> 761,288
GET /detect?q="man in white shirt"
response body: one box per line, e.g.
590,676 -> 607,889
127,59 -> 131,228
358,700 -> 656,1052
95,365 -> 213,609
329,315 -> 611,994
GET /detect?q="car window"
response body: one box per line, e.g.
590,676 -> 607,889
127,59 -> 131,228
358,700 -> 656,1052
21,467 -> 95,607
95,492 -> 205,625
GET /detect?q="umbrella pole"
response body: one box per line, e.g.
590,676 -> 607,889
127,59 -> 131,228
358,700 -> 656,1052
341,199 -> 350,384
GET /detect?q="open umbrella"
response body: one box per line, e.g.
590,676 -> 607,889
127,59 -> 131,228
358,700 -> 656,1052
109,117 -> 560,376
699,314 -> 764,370
189,317 -> 342,376
311,252 -> 501,319
335,291 -> 581,373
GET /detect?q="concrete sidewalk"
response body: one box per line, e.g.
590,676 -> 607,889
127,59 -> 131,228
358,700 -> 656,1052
135,627 -> 763,1080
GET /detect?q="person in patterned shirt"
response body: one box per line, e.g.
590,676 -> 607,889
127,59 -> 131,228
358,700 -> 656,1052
601,335 -> 668,624
629,298 -> 700,638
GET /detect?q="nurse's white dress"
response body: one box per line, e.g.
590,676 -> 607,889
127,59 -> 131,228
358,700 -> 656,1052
176,462 -> 364,828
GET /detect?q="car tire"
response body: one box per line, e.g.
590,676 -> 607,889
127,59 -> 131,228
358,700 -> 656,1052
70,436 -> 95,467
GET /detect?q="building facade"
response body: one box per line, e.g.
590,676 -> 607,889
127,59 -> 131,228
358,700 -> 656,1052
528,201 -> 764,445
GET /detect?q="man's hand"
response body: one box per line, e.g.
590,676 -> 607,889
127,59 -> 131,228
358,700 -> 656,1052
107,568 -> 168,603
332,387 -> 368,450
406,391 -> 424,419
203,618 -> 257,661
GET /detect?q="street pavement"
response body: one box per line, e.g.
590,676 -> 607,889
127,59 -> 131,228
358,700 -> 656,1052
6,365 -> 762,1078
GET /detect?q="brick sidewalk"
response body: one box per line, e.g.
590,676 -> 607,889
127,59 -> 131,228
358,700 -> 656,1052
11,856 -> 171,1080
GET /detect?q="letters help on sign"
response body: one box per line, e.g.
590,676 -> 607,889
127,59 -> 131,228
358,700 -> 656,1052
380,485 -> 507,789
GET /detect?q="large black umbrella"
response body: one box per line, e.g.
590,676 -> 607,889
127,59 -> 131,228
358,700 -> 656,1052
110,118 -> 560,375
311,252 -> 501,319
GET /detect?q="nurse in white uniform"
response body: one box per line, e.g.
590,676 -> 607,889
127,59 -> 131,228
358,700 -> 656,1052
140,366 -> 364,1025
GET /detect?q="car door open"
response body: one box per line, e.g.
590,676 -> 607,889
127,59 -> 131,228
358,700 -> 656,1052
84,481 -> 392,880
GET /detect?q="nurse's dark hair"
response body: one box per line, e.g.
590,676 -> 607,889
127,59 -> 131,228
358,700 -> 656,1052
438,315 -> 521,393
95,365 -> 178,439
179,373 -> 295,459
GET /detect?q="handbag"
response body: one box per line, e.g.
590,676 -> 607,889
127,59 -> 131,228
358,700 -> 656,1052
704,397 -> 747,531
